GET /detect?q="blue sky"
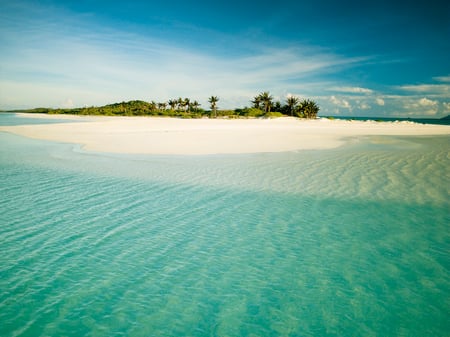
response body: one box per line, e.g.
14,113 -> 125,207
1,0 -> 449,117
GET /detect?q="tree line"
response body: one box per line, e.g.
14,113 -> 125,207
251,92 -> 319,118
23,92 -> 319,118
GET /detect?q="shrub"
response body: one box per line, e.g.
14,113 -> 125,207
237,107 -> 264,117
264,111 -> 285,118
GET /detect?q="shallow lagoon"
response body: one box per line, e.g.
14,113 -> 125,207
1,114 -> 449,336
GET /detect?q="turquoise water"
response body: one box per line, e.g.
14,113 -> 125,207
1,115 -> 449,336
0,113 -> 81,126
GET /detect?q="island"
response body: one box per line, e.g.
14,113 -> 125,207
9,92 -> 320,119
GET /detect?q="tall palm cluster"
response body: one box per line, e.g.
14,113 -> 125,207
208,96 -> 219,117
166,98 -> 201,113
252,91 -> 273,113
252,92 -> 319,118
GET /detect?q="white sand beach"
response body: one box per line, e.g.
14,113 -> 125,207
1,114 -> 449,155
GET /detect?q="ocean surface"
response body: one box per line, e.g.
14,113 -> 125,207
1,114 -> 449,336
325,115 -> 450,125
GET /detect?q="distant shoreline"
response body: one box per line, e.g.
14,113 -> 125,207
2,110 -> 449,126
1,114 -> 449,155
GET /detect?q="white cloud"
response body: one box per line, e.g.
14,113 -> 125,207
433,75 -> 450,83
329,86 -> 373,94
403,97 -> 439,116
375,98 -> 385,106
0,1 -> 372,110
321,91 -> 448,118
0,37 -> 368,110
4,0 -> 386,113
418,97 -> 438,107
398,84 -> 450,97
330,96 -> 351,109
359,102 -> 370,110
285,93 -> 295,99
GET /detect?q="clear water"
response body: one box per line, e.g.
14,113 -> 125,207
1,114 -> 449,336
0,113 -> 80,126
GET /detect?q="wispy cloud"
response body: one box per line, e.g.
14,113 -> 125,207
443,102 -> 450,113
375,98 -> 385,106
433,75 -> 450,83
330,95 -> 351,110
328,86 -> 373,94
2,1 -> 448,118
398,84 -> 450,96
0,1 -> 371,110
403,97 -> 439,116
0,40 -> 368,109
358,101 -> 371,110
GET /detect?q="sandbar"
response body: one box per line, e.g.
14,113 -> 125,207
1,114 -> 449,155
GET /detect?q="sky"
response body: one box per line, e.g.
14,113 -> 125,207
0,0 -> 449,117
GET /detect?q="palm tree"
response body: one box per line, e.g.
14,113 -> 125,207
184,98 -> 191,112
177,97 -> 184,111
259,91 -> 273,113
286,96 -> 299,116
299,99 -> 320,119
273,101 -> 282,112
251,96 -> 261,109
192,100 -> 200,112
168,99 -> 177,111
157,102 -> 166,111
208,96 -> 219,117
149,101 -> 157,112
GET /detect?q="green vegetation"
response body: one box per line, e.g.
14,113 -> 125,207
208,96 -> 219,118
250,92 -> 319,118
15,91 -> 320,119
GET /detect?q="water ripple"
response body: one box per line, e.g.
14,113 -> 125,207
1,134 -> 449,336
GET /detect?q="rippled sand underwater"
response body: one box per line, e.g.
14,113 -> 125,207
1,130 -> 449,336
